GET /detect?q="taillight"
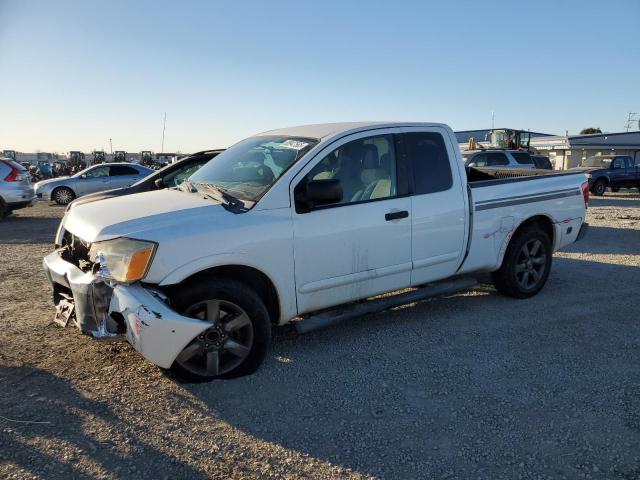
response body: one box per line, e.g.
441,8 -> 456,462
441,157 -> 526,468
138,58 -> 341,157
2,160 -> 25,182
581,181 -> 589,209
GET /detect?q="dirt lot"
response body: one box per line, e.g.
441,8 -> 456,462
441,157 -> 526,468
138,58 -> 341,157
1,194 -> 639,480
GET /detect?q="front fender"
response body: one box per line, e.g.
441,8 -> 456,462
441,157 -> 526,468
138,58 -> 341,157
158,252 -> 249,286
156,252 -> 296,325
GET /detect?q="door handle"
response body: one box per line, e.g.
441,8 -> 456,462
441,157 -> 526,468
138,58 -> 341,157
385,210 -> 409,221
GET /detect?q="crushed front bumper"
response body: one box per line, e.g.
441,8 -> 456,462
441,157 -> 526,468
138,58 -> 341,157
43,250 -> 210,369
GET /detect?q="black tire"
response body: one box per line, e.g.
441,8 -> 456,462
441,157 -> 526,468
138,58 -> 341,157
610,186 -> 620,192
592,179 -> 607,196
52,187 -> 76,205
491,226 -> 552,299
168,277 -> 271,382
0,199 -> 8,219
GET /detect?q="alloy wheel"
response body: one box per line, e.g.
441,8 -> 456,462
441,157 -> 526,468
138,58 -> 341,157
514,239 -> 547,291
55,188 -> 73,204
176,299 -> 254,377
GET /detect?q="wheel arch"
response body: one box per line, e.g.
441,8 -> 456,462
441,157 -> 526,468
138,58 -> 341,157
592,175 -> 609,187
497,214 -> 556,268
163,264 -> 281,325
50,184 -> 76,201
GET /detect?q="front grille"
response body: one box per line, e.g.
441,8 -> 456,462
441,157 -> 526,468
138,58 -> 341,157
60,231 -> 94,272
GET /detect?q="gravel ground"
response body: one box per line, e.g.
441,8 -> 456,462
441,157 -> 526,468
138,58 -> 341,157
1,193 -> 639,480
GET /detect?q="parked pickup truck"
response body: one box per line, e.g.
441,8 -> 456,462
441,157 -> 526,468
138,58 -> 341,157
571,155 -> 640,195
43,122 -> 590,381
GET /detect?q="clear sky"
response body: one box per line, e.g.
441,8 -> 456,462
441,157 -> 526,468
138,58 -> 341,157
1,0 -> 638,153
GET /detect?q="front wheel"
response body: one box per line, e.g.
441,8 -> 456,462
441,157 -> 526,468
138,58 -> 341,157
52,187 -> 76,205
169,278 -> 271,382
592,179 -> 607,196
492,227 -> 552,299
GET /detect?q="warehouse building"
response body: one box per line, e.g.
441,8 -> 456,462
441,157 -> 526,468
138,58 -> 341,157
530,131 -> 640,170
456,129 -> 640,170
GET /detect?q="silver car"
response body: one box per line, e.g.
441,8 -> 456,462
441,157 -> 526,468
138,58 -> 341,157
0,158 -> 35,218
463,149 -> 536,169
35,163 -> 153,205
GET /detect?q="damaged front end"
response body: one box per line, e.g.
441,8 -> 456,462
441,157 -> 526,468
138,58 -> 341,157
43,231 -> 211,368
46,231 -> 118,338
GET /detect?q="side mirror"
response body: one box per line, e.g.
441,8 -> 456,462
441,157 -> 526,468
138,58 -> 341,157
296,179 -> 342,213
154,178 -> 166,189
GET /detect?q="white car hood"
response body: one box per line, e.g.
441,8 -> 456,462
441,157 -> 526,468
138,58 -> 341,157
63,188 -> 222,242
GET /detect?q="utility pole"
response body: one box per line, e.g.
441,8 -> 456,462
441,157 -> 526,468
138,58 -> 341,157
161,113 -> 167,153
625,112 -> 639,132
491,111 -> 495,130
109,138 -> 112,154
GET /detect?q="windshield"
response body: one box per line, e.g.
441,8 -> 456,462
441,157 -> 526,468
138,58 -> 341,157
189,135 -> 317,202
582,156 -> 612,168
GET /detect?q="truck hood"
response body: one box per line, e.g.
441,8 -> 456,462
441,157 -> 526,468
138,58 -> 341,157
63,188 -> 223,242
569,166 -> 601,173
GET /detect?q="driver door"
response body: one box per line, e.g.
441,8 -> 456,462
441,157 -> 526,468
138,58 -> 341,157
609,157 -> 627,188
76,165 -> 111,195
291,129 -> 412,314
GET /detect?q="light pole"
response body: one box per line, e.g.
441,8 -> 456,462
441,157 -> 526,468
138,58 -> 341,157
161,113 -> 167,153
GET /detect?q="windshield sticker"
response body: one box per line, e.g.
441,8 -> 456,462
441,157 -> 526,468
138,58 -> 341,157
279,140 -> 309,150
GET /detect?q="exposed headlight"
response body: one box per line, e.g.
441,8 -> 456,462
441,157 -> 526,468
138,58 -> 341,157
89,237 -> 157,283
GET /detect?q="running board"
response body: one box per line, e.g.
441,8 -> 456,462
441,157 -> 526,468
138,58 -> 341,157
295,277 -> 478,334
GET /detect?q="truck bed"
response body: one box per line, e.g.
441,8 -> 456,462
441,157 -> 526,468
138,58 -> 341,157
467,166 -> 584,184
458,166 -> 588,277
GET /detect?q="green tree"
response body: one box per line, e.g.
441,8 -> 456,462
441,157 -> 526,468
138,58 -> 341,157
579,127 -> 602,135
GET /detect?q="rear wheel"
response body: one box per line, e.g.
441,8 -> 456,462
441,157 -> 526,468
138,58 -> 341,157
492,226 -> 552,299
169,278 -> 271,382
52,187 -> 75,205
0,199 -> 8,219
592,179 -> 607,196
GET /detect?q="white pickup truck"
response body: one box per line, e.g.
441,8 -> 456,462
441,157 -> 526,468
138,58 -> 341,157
44,122 -> 589,381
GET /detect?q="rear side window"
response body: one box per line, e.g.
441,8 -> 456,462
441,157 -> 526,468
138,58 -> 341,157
110,165 -> 139,176
5,160 -> 27,171
511,152 -> 533,164
487,152 -> 509,166
403,132 -> 453,194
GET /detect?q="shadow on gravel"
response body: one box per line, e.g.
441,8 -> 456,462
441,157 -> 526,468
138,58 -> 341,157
0,365 -> 208,479
185,255 -> 640,479
0,216 -> 61,244
590,193 -> 640,208
562,224 -> 640,255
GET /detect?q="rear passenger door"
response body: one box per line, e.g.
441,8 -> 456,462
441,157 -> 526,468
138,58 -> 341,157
110,165 -> 145,189
399,127 -> 468,285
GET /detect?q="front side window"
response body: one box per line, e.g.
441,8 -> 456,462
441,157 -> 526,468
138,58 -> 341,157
84,166 -> 109,178
303,134 -> 397,205
612,158 -> 624,169
163,160 -> 208,187
189,136 -> 317,202
467,153 -> 488,167
403,132 -> 453,194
